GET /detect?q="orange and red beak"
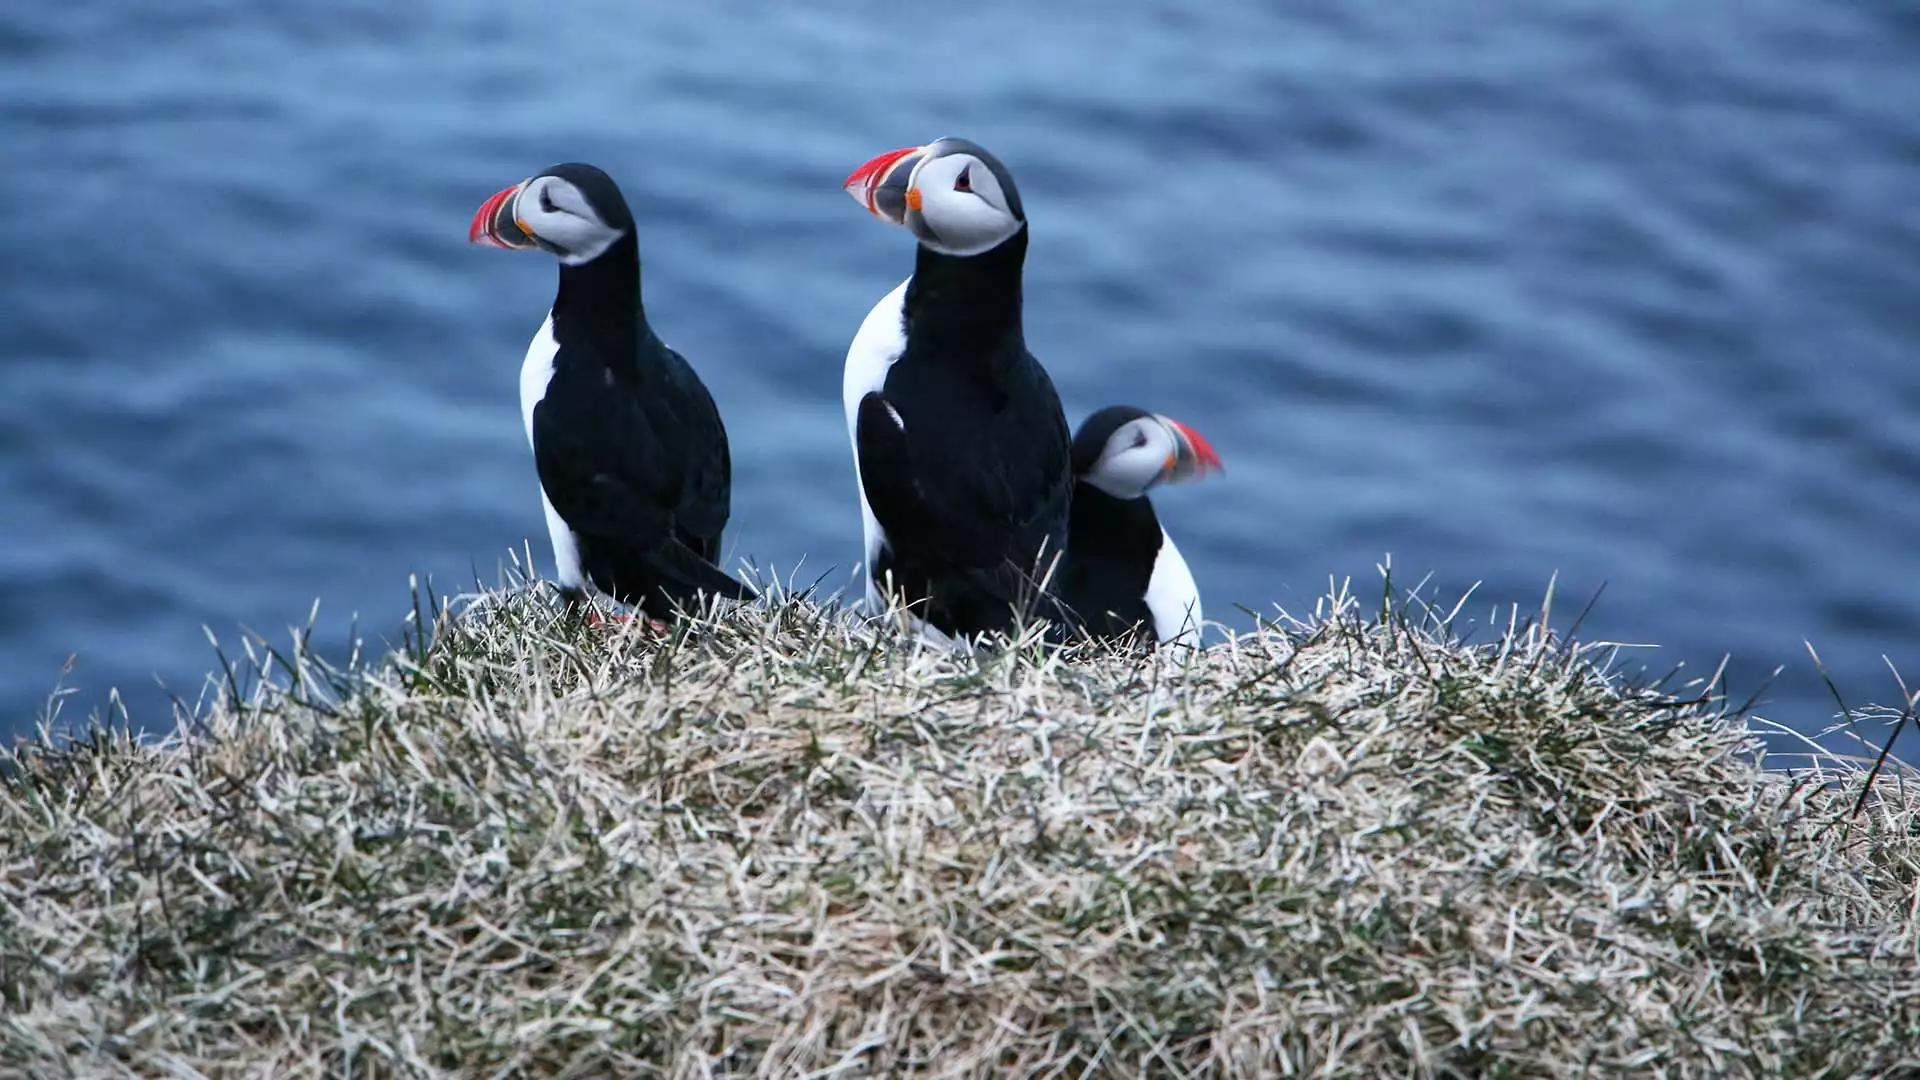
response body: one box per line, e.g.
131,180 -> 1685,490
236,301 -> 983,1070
843,144 -> 928,226
469,181 -> 536,250
1158,415 -> 1224,483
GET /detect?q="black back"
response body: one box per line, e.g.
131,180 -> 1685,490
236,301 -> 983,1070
1057,483 -> 1165,644
526,168 -> 749,616
854,228 -> 1076,639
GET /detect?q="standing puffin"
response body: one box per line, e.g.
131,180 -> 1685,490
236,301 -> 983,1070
1058,406 -> 1223,647
840,137 -> 1075,642
469,162 -> 753,622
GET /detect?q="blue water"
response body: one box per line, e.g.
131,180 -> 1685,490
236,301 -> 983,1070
3,1 -> 1918,758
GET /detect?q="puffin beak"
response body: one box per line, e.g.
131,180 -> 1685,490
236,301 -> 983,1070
469,181 -> 536,249
843,144 -> 928,226
1157,415 -> 1224,483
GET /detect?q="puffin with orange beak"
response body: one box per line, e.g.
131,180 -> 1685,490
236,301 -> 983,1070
840,137 -> 1075,642
1057,406 -> 1224,647
469,162 -> 753,622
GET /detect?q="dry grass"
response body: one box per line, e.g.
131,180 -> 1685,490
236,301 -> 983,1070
3,569 -> 1919,1078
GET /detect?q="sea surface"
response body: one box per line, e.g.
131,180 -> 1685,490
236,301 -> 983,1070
3,1 -> 1917,758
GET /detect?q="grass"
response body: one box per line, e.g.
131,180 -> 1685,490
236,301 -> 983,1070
2,565 -> 1918,1078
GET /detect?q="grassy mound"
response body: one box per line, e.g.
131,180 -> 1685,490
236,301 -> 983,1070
3,578 -> 1917,1078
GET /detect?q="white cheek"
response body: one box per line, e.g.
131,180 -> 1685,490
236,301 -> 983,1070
920,189 -> 1017,256
554,221 -> 621,265
1086,447 -> 1166,498
1116,449 -> 1165,492
519,203 -> 564,236
523,205 -> 620,265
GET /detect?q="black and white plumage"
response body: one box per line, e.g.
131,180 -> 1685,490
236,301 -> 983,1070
841,137 -> 1075,642
1057,406 -> 1223,647
469,162 -> 753,620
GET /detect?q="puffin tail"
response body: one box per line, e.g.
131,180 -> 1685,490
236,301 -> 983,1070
652,538 -> 760,604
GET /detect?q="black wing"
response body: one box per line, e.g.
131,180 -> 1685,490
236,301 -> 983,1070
531,360 -> 751,603
645,337 -> 733,560
1056,484 -> 1162,643
886,351 -> 1074,565
855,391 -> 1062,567
854,356 -> 1075,635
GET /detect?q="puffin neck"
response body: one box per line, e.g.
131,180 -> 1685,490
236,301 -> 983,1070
1068,481 -> 1163,555
902,226 -> 1028,358
550,232 -> 650,362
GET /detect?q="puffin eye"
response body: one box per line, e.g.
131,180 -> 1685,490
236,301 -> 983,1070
539,188 -> 557,213
953,164 -> 973,193
1129,430 -> 1148,449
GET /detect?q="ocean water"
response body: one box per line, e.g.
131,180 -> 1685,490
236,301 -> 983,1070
3,0 -> 1917,757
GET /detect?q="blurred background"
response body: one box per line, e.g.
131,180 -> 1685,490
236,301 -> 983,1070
2,1 -> 1916,757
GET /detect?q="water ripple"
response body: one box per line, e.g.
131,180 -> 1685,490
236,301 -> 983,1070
0,1 -> 1915,757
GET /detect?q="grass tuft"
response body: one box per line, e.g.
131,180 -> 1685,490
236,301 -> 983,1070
3,571 -> 1917,1078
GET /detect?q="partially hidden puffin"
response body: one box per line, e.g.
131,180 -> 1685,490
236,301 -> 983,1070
1057,406 -> 1223,647
469,162 -> 754,622
840,137 -> 1075,642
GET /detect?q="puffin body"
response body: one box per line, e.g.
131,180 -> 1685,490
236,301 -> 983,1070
1057,406 -> 1223,647
471,163 -> 752,619
841,138 -> 1074,642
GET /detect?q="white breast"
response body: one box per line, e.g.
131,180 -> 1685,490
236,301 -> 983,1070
517,312 -> 584,592
843,277 -> 911,612
518,312 -> 558,446
1144,528 -> 1202,646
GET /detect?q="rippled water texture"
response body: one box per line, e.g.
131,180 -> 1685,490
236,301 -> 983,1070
3,1 -> 1917,753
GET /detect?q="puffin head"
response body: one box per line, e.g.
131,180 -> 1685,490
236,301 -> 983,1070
469,162 -> 634,266
1071,406 -> 1223,500
843,137 -> 1026,257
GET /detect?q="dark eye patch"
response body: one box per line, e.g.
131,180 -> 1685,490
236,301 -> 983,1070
539,188 -> 558,212
1129,430 -> 1148,449
954,163 -> 973,193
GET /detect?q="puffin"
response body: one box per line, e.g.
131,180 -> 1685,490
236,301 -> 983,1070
1057,406 -> 1223,648
840,137 -> 1075,642
469,162 -> 754,623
